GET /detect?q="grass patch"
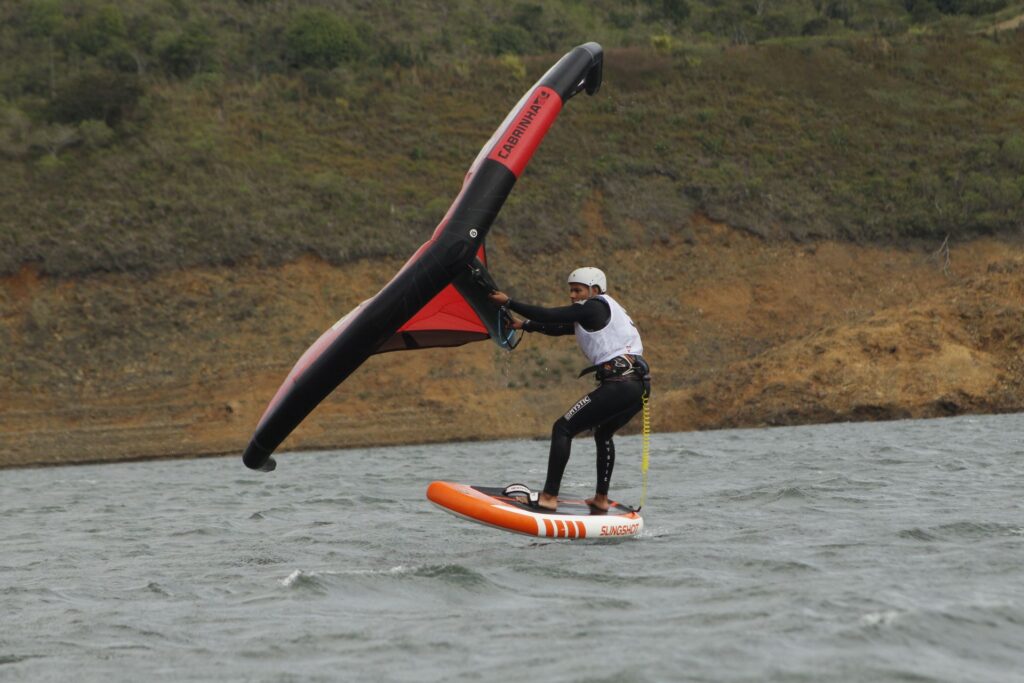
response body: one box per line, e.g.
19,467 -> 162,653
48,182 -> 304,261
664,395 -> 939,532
1,3 -> 1023,276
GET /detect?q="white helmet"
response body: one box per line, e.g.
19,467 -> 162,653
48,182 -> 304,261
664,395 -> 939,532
567,267 -> 606,294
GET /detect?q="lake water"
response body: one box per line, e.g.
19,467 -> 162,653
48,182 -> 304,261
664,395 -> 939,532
2,414 -> 1023,682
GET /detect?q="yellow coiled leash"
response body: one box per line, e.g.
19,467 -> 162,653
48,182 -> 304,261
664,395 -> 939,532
639,389 -> 650,510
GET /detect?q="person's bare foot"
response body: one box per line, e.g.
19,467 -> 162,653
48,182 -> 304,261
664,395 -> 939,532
537,492 -> 558,511
585,494 -> 609,512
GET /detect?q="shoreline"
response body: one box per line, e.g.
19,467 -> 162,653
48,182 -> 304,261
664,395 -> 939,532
5,408 -> 1024,471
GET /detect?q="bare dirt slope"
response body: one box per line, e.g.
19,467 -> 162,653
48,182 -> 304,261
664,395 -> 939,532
1,217 -> 1022,468
985,11 -> 1024,33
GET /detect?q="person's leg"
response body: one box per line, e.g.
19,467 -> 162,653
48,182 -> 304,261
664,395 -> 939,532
587,383 -> 644,509
542,381 -> 641,507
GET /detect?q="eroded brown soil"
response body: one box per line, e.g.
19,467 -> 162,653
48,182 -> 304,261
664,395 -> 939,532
2,217 -> 1022,468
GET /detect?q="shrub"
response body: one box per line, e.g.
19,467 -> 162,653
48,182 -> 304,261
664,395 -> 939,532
20,0 -> 62,38
488,24 -> 531,55
651,34 -> 675,53
512,3 -> 545,33
297,68 -> 344,98
98,40 -> 142,74
1001,134 -> 1024,170
802,17 -> 831,35
155,22 -> 216,77
658,0 -> 692,24
0,105 -> 32,159
610,10 -> 636,29
498,54 -> 527,80
758,12 -> 800,38
78,119 -> 116,148
905,0 -> 942,22
378,39 -> 421,68
934,0 -> 1007,14
285,10 -> 363,68
822,0 -> 855,22
70,4 -> 127,56
49,69 -> 143,126
29,123 -> 78,158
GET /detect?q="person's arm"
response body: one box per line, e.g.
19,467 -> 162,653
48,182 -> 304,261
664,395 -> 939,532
508,298 -> 609,331
522,320 -> 574,336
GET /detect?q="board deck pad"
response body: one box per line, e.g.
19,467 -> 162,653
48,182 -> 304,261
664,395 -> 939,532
470,486 -> 637,515
427,481 -> 644,539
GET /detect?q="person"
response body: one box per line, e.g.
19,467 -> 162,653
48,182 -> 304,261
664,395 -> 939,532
489,267 -> 650,512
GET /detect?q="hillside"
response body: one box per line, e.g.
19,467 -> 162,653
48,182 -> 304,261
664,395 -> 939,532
2,3 -> 1023,278
1,2 -> 1023,467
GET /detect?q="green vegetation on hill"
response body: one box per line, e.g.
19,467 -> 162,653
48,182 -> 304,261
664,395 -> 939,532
1,1 -> 1022,277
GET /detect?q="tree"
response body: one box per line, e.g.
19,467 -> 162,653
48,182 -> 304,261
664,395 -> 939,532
156,21 -> 216,77
21,0 -> 63,98
661,0 -> 692,24
70,3 -> 127,56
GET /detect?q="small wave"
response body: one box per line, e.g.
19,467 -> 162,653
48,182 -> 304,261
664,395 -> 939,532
280,569 -> 328,593
250,505 -> 297,517
814,475 -> 888,490
235,555 -> 285,567
356,495 -> 392,505
742,558 -> 819,573
528,565 -> 641,585
874,457 -> 909,466
725,485 -> 814,503
144,582 -> 171,596
934,521 -> 1023,539
168,526 -> 229,538
278,564 -> 493,590
0,654 -> 43,666
857,600 -> 1024,648
636,526 -> 667,539
900,522 -> 1021,542
1,586 -> 72,601
860,609 -> 903,628
396,564 -> 490,587
897,528 -> 937,540
674,448 -> 712,458
304,497 -> 356,506
898,528 -> 938,541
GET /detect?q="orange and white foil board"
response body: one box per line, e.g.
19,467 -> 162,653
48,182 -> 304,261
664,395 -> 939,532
427,481 -> 643,539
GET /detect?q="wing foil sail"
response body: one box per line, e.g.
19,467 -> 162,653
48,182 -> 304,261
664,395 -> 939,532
243,43 -> 603,471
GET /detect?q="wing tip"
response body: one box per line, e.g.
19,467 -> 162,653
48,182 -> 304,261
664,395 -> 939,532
243,440 -> 276,472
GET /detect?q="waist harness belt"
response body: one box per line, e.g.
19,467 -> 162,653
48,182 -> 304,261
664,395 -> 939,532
578,355 -> 650,385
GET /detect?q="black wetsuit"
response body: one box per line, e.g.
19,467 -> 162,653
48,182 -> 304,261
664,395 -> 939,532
508,298 -> 649,498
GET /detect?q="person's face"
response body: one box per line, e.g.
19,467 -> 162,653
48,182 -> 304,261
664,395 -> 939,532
568,283 -> 597,303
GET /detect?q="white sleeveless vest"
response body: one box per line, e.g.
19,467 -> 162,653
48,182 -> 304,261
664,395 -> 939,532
574,294 -> 643,365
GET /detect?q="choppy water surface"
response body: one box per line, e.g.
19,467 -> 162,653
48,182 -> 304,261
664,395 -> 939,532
3,414 -> 1023,682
